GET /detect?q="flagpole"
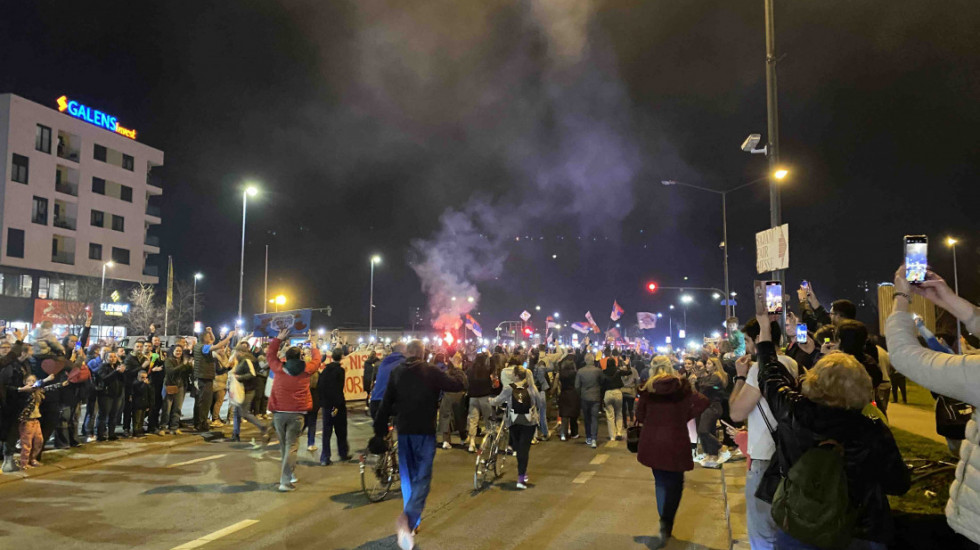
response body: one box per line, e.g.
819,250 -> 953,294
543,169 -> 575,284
163,255 -> 173,337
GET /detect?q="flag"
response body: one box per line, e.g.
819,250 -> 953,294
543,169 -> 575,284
611,301 -> 624,321
165,256 -> 174,310
585,311 -> 600,333
464,314 -> 482,338
637,312 -> 658,329
546,316 -> 559,329
606,327 -> 622,341
571,322 -> 591,334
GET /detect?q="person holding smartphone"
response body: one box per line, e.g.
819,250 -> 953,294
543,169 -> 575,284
192,327 -> 235,432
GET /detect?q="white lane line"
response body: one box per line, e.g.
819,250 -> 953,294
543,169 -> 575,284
166,454 -> 226,468
572,471 -> 596,484
604,440 -> 618,448
590,454 -> 609,465
170,519 -> 259,550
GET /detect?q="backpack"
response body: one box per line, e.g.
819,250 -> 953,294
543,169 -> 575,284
508,382 -> 535,423
771,440 -> 857,549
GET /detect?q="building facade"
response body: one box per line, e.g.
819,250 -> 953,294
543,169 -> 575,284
0,93 -> 163,336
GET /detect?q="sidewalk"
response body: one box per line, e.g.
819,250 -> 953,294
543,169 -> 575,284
722,460 -> 749,550
888,402 -> 944,444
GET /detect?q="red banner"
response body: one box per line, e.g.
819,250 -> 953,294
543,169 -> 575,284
33,299 -> 88,325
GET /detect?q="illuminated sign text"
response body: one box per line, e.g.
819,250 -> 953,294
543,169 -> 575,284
57,95 -> 137,139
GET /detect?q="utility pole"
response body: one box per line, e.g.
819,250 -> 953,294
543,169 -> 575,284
263,244 -> 269,314
764,0 -> 787,336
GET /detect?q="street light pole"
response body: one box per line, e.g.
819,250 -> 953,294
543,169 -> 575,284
721,193 -> 731,319
369,256 -> 381,337
948,237 -> 961,349
193,273 -> 202,334
238,186 -> 257,321
99,261 -> 113,341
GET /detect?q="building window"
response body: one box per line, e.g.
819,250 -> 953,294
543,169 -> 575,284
38,277 -> 49,299
89,243 -> 103,261
120,185 -> 133,202
91,210 -> 104,227
11,154 -> 29,184
92,177 -> 106,195
6,228 -> 25,258
94,144 -> 107,162
1,274 -> 32,298
111,214 -> 124,232
111,247 -> 130,265
32,196 -> 49,225
122,154 -> 134,171
36,125 -> 52,154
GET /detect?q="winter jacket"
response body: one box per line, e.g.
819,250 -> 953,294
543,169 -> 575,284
369,352 -> 405,402
466,357 -> 495,398
574,364 -> 603,402
19,382 -> 69,422
266,338 -> 321,413
317,361 -> 347,409
757,340 -> 910,544
373,358 -> 467,436
491,377 -> 540,428
233,354 -> 259,393
557,360 -> 581,418
164,358 -> 194,387
94,361 -> 126,396
131,379 -> 152,410
602,361 -> 625,391
635,375 -> 709,472
886,309 -> 980,545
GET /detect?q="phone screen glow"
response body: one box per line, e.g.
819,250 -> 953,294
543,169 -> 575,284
905,238 -> 928,283
765,283 -> 783,314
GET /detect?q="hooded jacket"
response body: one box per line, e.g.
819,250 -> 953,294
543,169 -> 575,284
266,338 -> 321,413
757,340 -> 910,544
635,375 -> 709,472
886,309 -> 980,545
369,352 -> 405,402
373,357 -> 467,436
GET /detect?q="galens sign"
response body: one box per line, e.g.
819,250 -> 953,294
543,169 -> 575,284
756,223 -> 789,274
56,95 -> 137,139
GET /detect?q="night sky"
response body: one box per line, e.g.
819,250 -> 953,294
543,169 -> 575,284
2,1 -> 976,341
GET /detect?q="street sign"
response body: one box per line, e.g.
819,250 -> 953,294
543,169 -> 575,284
756,223 -> 789,274
520,310 -> 531,321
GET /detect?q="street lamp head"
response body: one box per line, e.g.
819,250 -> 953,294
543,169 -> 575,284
660,180 -> 677,186
194,272 -> 203,280
371,255 -> 382,264
669,305 -> 675,310
712,293 -> 721,300
681,295 -> 693,304
535,305 -> 541,311
275,295 -> 286,305
467,296 -> 475,303
245,186 -> 258,197
553,312 -> 560,318
946,237 -> 958,247
773,168 -> 789,180
104,261 -> 114,268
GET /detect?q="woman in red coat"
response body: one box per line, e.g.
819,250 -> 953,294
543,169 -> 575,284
635,357 -> 709,547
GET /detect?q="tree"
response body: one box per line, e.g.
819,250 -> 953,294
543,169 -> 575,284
165,280 -> 204,336
126,284 -> 160,335
61,277 -> 103,334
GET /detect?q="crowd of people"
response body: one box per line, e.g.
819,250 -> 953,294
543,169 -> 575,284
0,263 -> 977,550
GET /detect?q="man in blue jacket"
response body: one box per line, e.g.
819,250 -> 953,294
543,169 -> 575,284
369,343 -> 406,419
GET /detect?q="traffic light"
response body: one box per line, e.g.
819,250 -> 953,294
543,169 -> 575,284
646,281 -> 658,293
524,327 -> 533,336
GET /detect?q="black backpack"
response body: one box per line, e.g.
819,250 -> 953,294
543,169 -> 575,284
509,382 -> 534,421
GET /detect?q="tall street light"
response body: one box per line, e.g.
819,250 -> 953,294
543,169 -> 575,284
947,237 -> 961,348
272,294 -> 286,313
193,273 -> 203,334
369,255 -> 381,337
238,185 -> 259,322
662,175 -> 780,319
99,261 -> 114,341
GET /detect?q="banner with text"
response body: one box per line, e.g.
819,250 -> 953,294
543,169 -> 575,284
251,309 -> 312,338
756,224 -> 789,274
341,348 -> 373,401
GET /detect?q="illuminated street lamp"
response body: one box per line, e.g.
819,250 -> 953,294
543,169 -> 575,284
98,261 -> 114,340
369,255 -> 382,337
238,184 -> 259,321
192,272 -> 203,334
947,237 -> 961,346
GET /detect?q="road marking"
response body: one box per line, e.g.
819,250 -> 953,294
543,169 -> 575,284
170,519 -> 259,550
590,454 -> 609,465
572,471 -> 595,484
167,454 -> 226,468
604,440 -> 618,448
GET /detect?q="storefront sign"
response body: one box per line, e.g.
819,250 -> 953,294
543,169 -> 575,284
56,95 -> 137,139
100,303 -> 131,316
33,299 -> 87,325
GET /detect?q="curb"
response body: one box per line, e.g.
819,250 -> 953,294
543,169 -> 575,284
0,429 -> 229,485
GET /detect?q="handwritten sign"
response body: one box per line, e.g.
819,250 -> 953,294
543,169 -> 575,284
756,224 -> 789,274
341,349 -> 373,401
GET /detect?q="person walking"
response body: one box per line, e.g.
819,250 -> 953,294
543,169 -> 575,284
465,352 -> 495,453
636,357 -> 709,547
229,342 -> 270,445
575,353 -> 603,448
317,348 -> 349,465
437,353 -> 467,449
695,357 -> 728,468
490,361 -> 540,489
371,339 -> 467,550
556,355 -> 580,440
369,343 -> 406,419
266,329 -> 321,492
602,351 -> 626,442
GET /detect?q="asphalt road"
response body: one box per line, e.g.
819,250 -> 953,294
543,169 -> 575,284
0,406 -> 734,550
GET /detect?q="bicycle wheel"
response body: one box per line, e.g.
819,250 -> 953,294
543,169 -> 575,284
475,429 -> 496,489
493,426 -> 508,478
361,450 -> 395,502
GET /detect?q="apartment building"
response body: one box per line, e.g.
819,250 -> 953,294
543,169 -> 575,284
0,93 -> 163,335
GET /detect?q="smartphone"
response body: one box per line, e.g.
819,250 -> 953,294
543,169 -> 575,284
765,281 -> 783,314
753,280 -> 767,316
801,280 -> 809,292
904,235 -> 928,284
796,324 -> 808,343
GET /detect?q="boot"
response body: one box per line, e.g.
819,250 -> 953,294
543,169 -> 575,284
2,455 -> 16,473
658,519 -> 673,546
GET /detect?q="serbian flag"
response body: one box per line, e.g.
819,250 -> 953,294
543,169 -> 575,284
546,316 -> 559,329
611,301 -> 624,321
606,327 -> 622,341
465,314 -> 482,338
637,312 -> 657,329
585,311 -> 601,333
571,322 -> 591,334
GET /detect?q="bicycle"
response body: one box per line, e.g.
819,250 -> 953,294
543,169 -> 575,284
360,428 -> 399,502
474,410 -> 508,490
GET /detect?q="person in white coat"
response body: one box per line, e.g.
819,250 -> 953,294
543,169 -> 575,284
887,266 -> 980,546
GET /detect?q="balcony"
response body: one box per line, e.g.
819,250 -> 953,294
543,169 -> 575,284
146,204 -> 161,217
51,251 -> 75,265
56,130 -> 81,163
53,216 -> 76,231
142,264 -> 158,277
144,235 -> 160,247
55,165 -> 80,196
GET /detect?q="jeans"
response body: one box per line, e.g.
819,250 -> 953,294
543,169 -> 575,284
233,391 -> 266,437
604,389 -> 624,440
161,386 -> 186,430
211,385 -> 226,422
194,379 -> 214,430
321,405 -> 349,462
652,469 -> 685,523
97,393 -> 123,439
467,396 -> 493,441
305,404 -> 320,447
272,412 -> 303,487
148,380 -> 164,432
83,390 -> 99,436
511,423 -> 536,477
891,375 -> 907,403
535,393 -> 549,438
122,374 -> 136,432
581,400 -> 600,441
622,392 -> 636,423
398,434 -> 436,531
774,529 -> 886,550
698,401 -> 723,456
746,459 -> 777,549
438,391 -> 466,442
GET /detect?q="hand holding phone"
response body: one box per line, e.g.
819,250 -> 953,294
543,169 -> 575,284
904,235 -> 928,284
